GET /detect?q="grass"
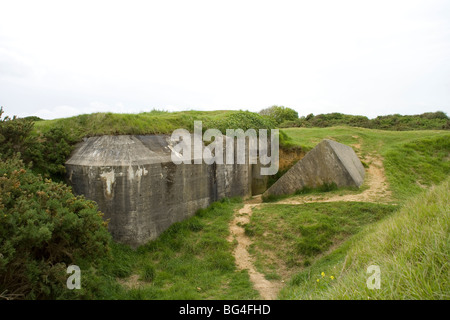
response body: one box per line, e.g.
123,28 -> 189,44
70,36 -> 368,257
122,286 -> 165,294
280,177 -> 450,300
281,126 -> 446,152
383,135 -> 450,200
91,197 -> 258,300
32,109 -> 275,141
245,202 -> 398,282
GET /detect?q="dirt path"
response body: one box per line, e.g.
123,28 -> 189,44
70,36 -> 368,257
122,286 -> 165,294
228,154 -> 391,299
228,203 -> 281,300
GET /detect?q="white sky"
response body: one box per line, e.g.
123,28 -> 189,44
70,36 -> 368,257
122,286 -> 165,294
1,0 -> 449,120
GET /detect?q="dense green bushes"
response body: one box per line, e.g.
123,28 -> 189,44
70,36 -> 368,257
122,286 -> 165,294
0,107 -> 77,180
0,108 -> 111,299
0,156 -> 111,299
27,126 -> 77,178
0,108 -> 35,161
259,105 -> 299,125
279,111 -> 449,130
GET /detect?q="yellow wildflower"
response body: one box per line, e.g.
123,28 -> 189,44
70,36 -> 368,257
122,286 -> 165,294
316,279 -> 320,283
321,272 -> 325,277
330,276 -> 335,280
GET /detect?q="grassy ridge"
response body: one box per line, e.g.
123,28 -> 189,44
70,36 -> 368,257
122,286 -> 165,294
280,177 -> 450,300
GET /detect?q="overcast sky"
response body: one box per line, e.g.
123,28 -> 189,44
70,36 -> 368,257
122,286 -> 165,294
1,0 -> 449,120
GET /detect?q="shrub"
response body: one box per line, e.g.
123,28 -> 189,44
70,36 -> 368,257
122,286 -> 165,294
282,111 -> 449,130
419,111 -> 448,120
0,156 -> 111,299
0,108 -> 77,180
0,107 -> 35,160
27,126 -> 77,179
259,106 -> 299,125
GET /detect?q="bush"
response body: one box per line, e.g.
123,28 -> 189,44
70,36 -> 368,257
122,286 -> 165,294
259,106 -> 298,125
280,111 -> 449,130
27,126 -> 77,178
0,107 -> 35,160
0,107 -> 77,180
0,156 -> 111,299
419,111 -> 448,120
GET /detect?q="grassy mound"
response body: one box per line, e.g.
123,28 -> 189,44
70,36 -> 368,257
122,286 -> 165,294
33,110 -> 275,140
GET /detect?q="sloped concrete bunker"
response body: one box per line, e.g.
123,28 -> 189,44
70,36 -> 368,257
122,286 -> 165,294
263,139 -> 365,197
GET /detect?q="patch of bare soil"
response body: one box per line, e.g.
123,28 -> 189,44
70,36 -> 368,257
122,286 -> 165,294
117,274 -> 142,290
228,204 -> 282,300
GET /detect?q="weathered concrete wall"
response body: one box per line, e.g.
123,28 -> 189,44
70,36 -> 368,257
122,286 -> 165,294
66,135 -> 258,248
263,139 -> 365,197
251,162 -> 269,195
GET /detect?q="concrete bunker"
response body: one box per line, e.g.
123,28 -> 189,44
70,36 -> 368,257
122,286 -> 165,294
263,139 -> 365,197
66,134 -> 267,248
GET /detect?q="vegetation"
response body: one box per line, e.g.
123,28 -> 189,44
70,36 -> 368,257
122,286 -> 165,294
259,105 -> 299,125
93,198 -> 258,300
0,156 -> 110,299
383,135 -> 450,200
245,202 -> 398,281
280,111 -> 449,131
0,107 -> 77,180
33,109 -> 275,140
280,177 -> 450,300
0,108 -> 35,162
